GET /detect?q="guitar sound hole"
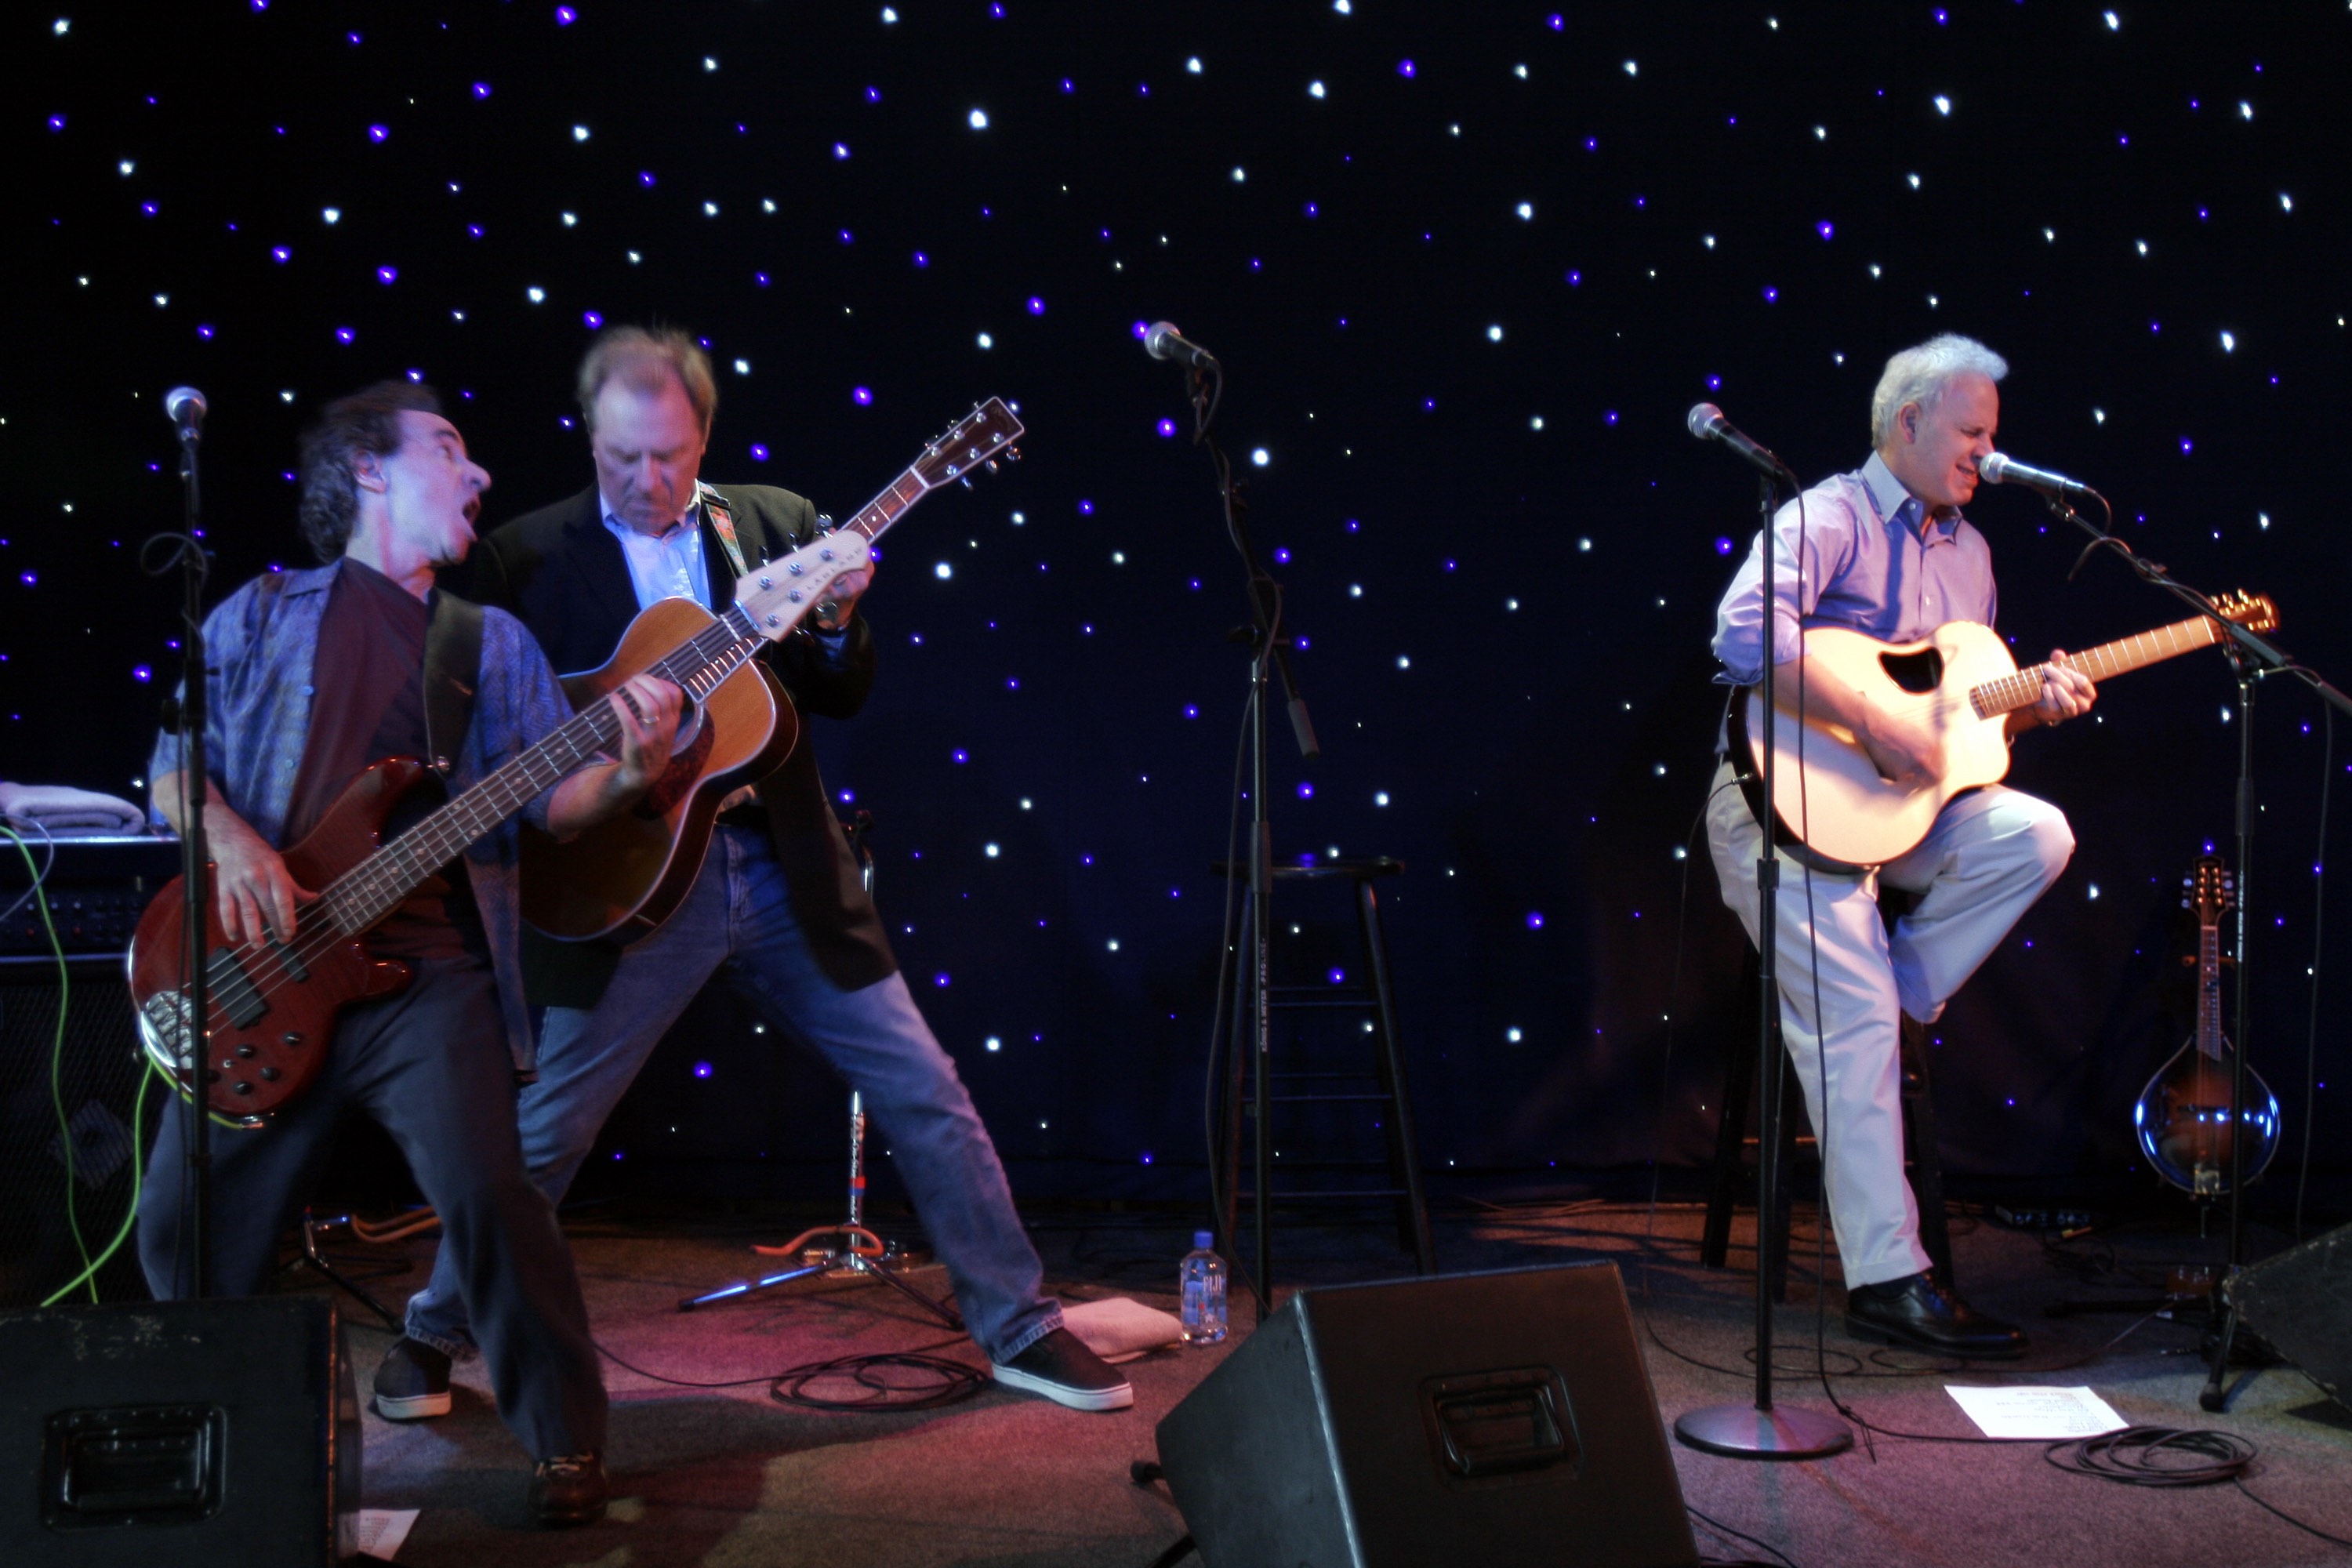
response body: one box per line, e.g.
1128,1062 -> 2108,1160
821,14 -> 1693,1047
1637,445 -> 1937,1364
1878,647 -> 1944,694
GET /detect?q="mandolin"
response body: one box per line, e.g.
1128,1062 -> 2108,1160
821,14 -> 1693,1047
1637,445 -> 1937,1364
1735,591 -> 2278,866
126,401 -> 1019,1124
2133,855 -> 2280,1197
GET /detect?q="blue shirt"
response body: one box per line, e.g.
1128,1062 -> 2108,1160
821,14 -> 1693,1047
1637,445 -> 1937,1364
1711,451 -> 1998,685
148,560 -> 581,1075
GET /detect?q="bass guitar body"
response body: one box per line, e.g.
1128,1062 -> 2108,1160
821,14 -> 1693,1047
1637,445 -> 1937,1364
129,759 -> 423,1127
2133,855 -> 2280,1197
519,596 -> 800,942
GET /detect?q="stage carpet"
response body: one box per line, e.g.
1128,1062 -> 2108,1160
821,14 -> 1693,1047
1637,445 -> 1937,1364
320,1193 -> 2351,1566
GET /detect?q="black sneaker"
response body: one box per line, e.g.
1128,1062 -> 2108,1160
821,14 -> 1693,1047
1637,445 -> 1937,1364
372,1337 -> 453,1420
528,1451 -> 608,1527
990,1327 -> 1134,1411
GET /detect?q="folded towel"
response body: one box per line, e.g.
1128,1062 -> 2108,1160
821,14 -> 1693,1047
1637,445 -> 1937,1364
0,782 -> 149,836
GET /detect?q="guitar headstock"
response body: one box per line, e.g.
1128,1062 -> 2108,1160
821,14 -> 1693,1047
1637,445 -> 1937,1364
2213,590 -> 2278,635
2184,855 -> 2234,927
731,398 -> 1025,645
911,397 -> 1025,491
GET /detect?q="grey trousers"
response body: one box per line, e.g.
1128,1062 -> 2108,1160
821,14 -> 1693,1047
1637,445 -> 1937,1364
138,955 -> 607,1461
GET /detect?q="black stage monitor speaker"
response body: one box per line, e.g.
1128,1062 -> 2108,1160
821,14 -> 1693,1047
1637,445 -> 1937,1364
1156,1261 -> 1697,1568
0,1296 -> 361,1566
2230,1223 -> 2352,1411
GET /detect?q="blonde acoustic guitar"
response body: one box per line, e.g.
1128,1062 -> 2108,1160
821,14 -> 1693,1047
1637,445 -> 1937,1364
1737,591 -> 2277,867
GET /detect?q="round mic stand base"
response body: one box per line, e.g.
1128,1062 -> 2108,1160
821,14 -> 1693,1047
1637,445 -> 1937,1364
1674,1402 -> 1853,1460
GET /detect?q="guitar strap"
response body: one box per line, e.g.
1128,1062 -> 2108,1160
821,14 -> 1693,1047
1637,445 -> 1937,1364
697,481 -> 752,581
422,590 -> 485,779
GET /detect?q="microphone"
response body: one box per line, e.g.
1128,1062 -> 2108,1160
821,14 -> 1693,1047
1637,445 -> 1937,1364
1144,321 -> 1219,370
1977,452 -> 2097,499
1687,403 -> 1795,482
164,386 -> 208,444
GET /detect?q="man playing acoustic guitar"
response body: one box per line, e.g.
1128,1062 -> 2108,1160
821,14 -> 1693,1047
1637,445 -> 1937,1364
379,327 -> 1131,1422
1704,334 -> 2094,1357
142,383 -> 685,1524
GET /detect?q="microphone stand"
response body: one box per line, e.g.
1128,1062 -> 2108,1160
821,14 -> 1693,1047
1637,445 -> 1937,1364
169,416 -> 214,1300
1165,347 -> 1318,1324
2037,491 -> 2352,1412
1675,470 -> 1852,1460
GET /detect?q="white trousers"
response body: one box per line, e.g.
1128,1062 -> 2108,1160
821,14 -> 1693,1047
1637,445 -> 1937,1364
1704,760 -> 2074,1287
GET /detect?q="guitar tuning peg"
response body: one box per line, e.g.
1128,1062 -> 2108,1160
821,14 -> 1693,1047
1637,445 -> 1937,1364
1004,445 -> 1022,463
959,475 -> 974,489
984,458 -> 1000,472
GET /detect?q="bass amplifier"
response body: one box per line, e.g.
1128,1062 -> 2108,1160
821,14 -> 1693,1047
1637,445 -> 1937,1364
1,833 -> 180,958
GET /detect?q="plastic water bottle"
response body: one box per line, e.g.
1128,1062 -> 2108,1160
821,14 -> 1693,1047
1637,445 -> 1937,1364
1180,1231 -> 1228,1344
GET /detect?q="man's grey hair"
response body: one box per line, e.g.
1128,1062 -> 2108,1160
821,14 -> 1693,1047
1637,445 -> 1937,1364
576,326 -> 717,435
1870,333 -> 2008,446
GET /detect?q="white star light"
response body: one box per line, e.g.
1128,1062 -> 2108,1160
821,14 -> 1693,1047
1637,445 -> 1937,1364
968,108 -> 988,129
1308,81 -> 1326,98
572,125 -> 590,141
935,561 -> 953,579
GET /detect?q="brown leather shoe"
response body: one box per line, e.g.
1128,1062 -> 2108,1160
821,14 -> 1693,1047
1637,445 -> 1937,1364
528,1451 -> 608,1527
1846,1271 -> 2027,1359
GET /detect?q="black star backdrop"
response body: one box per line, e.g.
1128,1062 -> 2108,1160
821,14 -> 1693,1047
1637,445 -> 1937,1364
12,2 -> 2349,1211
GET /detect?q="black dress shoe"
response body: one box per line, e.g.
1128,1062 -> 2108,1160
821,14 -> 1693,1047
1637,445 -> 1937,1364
528,1451 -> 608,1527
1846,1272 -> 2027,1359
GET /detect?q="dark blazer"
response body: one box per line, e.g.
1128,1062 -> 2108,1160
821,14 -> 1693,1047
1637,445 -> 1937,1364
445,481 -> 898,1005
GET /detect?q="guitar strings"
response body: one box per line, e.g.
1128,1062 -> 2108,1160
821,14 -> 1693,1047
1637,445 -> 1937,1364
172,416 -> 1007,1090
165,605 -> 769,1074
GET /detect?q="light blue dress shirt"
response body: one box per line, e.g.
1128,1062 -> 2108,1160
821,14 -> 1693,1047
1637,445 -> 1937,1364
1711,451 -> 1998,686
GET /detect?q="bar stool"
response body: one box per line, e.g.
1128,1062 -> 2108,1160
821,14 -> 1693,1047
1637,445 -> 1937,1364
1700,904 -> 1956,1302
1210,856 -> 1436,1274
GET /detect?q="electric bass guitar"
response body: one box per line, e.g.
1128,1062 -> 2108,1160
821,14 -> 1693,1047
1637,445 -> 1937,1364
2134,855 -> 2279,1197
129,399 -> 1022,1124
1735,591 -> 2278,866
517,397 -> 1024,941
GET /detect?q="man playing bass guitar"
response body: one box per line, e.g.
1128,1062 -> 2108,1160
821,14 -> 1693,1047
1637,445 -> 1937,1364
142,383 -> 684,1524
1703,334 -> 2094,1357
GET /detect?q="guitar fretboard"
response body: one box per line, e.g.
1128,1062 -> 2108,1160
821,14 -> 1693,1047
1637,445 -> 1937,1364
313,604 -> 771,936
1970,613 -> 2227,717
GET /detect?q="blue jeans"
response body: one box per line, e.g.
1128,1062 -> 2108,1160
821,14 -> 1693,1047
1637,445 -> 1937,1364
405,825 -> 1060,1363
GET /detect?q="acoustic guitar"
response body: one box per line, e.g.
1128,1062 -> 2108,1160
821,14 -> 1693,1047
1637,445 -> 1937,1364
2134,855 -> 2279,1197
519,397 -> 1024,942
1736,591 -> 2277,866
129,399 -> 1020,1124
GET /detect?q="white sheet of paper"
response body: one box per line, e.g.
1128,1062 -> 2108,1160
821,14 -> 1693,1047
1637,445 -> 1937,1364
1945,1385 -> 2126,1439
354,1508 -> 421,1560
